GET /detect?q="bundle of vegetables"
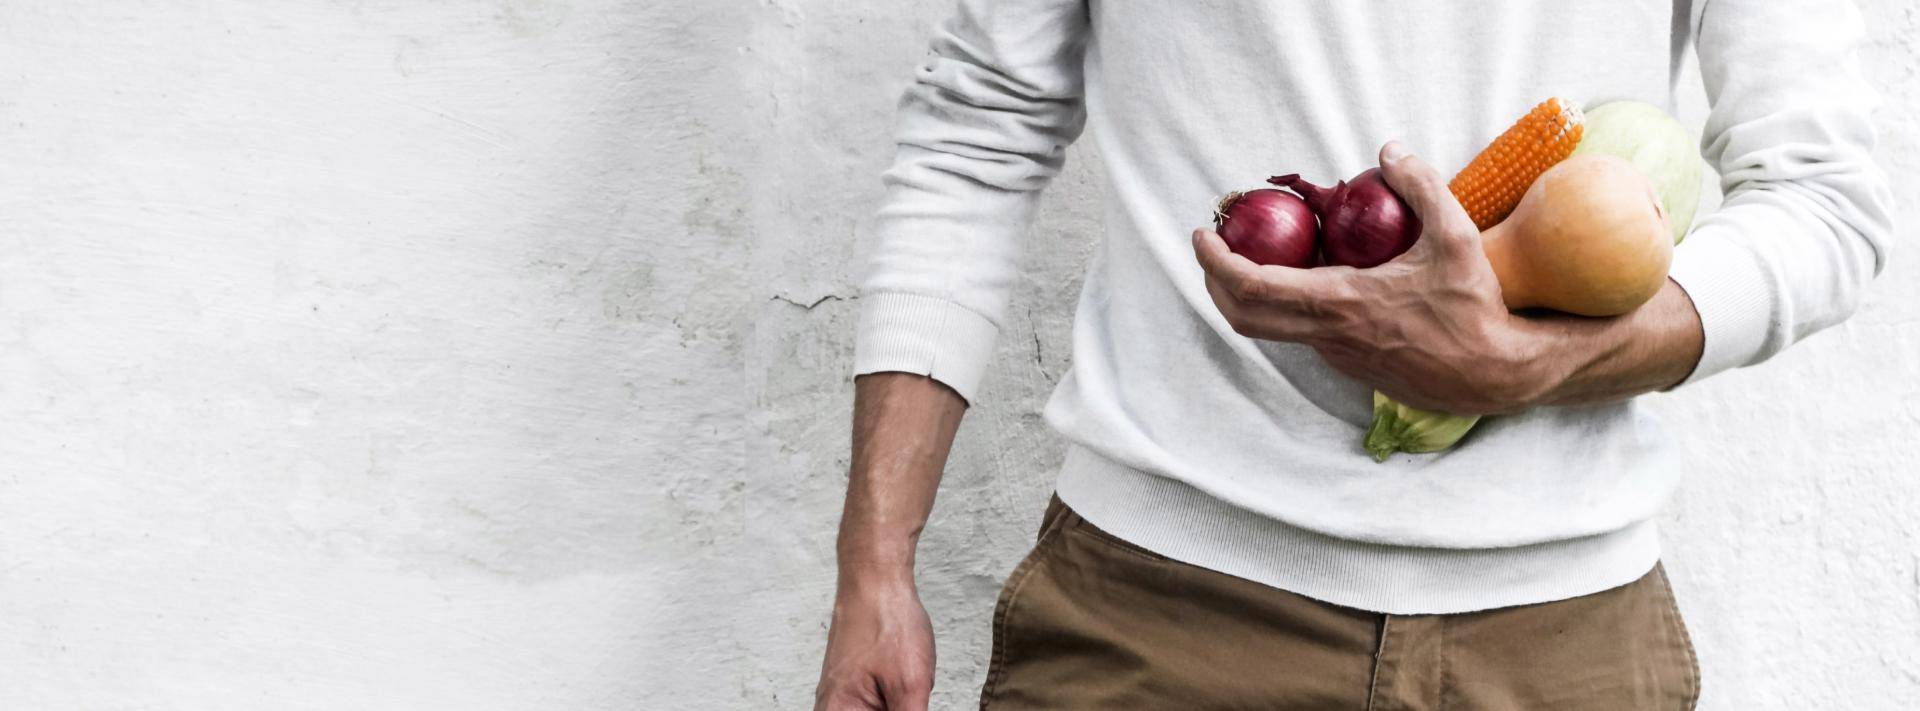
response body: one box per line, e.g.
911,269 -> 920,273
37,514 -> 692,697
1365,98 -> 1704,460
1212,97 -> 1705,462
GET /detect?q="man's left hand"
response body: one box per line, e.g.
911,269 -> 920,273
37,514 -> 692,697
1193,141 -> 1562,416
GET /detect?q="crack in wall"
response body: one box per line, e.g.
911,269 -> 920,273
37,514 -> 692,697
769,293 -> 852,310
1028,307 -> 1046,375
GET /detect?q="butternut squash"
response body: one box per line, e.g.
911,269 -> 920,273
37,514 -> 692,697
1481,154 -> 1673,317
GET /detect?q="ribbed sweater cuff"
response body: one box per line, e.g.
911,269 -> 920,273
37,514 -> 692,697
852,292 -> 1000,403
1664,225 -> 1776,389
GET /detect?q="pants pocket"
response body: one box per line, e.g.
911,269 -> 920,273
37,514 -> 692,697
1652,563 -> 1704,709
980,493 -> 1073,708
1437,562 -> 1703,710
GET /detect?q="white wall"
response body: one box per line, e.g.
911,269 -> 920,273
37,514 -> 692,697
1,2 -> 1914,709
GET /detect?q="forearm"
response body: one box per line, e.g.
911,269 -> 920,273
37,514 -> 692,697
836,372 -> 967,591
1526,278 -> 1704,407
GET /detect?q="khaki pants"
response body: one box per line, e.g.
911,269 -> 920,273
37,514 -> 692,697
980,495 -> 1702,710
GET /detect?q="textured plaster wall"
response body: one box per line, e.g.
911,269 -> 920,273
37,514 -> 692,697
0,1 -> 1915,709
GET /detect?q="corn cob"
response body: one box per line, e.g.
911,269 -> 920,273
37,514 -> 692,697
1449,97 -> 1585,230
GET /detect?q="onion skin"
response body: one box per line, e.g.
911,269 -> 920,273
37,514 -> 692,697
1271,170 -> 1421,269
1213,189 -> 1319,269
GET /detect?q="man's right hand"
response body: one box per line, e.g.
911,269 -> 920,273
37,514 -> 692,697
813,577 -> 935,711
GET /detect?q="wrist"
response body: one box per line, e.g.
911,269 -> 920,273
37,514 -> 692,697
836,561 -> 917,603
831,572 -> 921,631
837,536 -> 918,590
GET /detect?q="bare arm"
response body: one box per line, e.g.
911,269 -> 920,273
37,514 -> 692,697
824,0 -> 1090,703
1523,280 -> 1704,407
814,372 -> 966,711
836,372 -> 966,589
1521,0 -> 1895,405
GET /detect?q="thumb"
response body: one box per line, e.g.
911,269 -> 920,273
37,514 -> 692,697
1377,141 -> 1477,254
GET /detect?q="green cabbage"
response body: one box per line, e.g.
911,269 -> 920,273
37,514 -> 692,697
1569,100 -> 1705,243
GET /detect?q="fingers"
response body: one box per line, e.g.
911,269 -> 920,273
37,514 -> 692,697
1376,140 -> 1451,223
814,676 -> 886,711
1192,228 -> 1257,298
883,678 -> 932,711
1377,141 -> 1477,252
1203,273 -> 1333,342
1192,228 -> 1337,309
1194,227 -> 1361,343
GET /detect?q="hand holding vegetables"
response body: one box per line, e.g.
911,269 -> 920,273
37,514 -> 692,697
1194,142 -> 1559,416
1202,97 -> 1703,461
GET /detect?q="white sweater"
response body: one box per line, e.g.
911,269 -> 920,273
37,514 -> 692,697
855,0 -> 1894,614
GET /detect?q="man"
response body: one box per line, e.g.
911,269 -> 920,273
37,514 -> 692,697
816,1 -> 1893,709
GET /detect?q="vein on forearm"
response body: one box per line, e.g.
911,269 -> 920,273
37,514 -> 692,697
839,373 -> 967,577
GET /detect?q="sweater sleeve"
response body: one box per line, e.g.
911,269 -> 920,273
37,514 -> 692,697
852,0 -> 1091,403
1663,0 -> 1896,389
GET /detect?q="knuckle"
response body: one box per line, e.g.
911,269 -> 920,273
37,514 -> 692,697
1301,294 -> 1337,323
1314,282 -> 1361,320
1391,161 -> 1435,188
1425,225 -> 1475,256
1445,212 -> 1480,237
895,671 -> 931,692
1229,278 -> 1266,302
1406,169 -> 1441,194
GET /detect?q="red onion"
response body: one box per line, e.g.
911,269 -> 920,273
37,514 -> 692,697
1213,189 -> 1318,269
1270,170 -> 1420,269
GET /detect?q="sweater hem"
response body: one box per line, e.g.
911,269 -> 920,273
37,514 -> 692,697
1053,445 -> 1663,615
